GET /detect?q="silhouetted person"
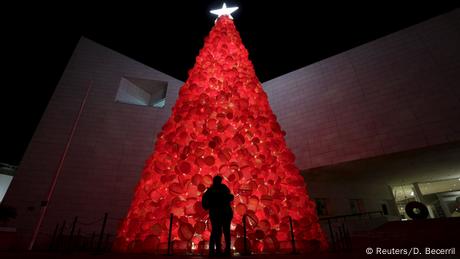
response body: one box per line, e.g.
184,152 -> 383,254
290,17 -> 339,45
202,175 -> 234,256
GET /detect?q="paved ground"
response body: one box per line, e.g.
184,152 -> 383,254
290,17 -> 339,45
1,251 -> 459,259
2,219 -> 459,258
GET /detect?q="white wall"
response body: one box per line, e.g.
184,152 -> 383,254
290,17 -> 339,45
2,37 -> 183,249
263,10 -> 460,170
0,174 -> 13,202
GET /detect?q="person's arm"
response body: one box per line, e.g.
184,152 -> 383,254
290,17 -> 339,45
225,186 -> 234,202
202,190 -> 209,210
228,193 -> 234,202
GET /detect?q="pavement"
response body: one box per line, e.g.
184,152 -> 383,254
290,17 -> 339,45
1,251 -> 459,259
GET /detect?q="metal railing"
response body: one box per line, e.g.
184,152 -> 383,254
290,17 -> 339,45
319,210 -> 385,252
47,212 -> 118,254
44,210 -> 383,255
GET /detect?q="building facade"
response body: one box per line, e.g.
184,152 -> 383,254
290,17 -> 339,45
2,9 -> 459,250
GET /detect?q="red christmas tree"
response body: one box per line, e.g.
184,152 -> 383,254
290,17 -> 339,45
114,10 -> 327,254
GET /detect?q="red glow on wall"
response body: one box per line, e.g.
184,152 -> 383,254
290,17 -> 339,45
113,16 -> 327,254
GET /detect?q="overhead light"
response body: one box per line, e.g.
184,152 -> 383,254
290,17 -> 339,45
410,191 -> 414,196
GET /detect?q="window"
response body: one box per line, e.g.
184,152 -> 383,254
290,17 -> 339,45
381,203 -> 388,215
115,77 -> 167,108
315,198 -> 330,216
0,163 -> 16,202
349,199 -> 365,214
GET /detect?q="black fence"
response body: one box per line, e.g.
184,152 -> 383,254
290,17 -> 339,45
44,211 -> 385,255
319,210 -> 384,252
45,212 -> 304,255
47,212 -> 121,253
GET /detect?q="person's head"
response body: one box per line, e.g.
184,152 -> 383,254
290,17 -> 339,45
213,175 -> 223,185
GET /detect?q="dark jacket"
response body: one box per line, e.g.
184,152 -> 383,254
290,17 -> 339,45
202,183 -> 234,211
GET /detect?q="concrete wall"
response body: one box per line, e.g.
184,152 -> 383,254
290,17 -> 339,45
2,38 -> 183,249
263,9 -> 460,170
308,182 -> 397,217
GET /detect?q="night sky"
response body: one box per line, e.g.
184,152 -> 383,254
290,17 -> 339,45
1,2 -> 458,165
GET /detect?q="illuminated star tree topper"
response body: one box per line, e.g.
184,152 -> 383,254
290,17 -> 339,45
210,3 -> 239,20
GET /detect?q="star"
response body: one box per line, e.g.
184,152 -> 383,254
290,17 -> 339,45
210,3 -> 239,20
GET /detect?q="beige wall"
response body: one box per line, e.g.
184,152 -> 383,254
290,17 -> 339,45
3,38 -> 183,248
263,9 -> 460,170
